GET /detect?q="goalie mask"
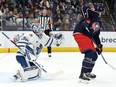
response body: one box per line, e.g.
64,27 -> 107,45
32,24 -> 44,38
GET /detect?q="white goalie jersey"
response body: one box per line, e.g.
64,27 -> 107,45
15,31 -> 64,58
12,30 -> 64,81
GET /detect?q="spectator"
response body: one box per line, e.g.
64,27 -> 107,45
27,13 -> 35,29
54,9 -> 63,31
2,8 -> 10,19
13,8 -> 19,18
5,11 -> 17,26
16,12 -> 28,30
61,14 -> 71,31
65,0 -> 75,14
0,0 -> 84,31
0,6 -> 4,16
40,0 -> 50,9
16,3 -> 23,12
71,14 -> 80,30
114,0 -> 116,29
34,9 -> 41,18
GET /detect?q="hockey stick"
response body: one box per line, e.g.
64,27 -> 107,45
100,53 -> 116,70
27,53 -> 63,78
91,36 -> 116,70
2,32 -> 17,46
2,32 -> 63,77
33,61 -> 63,78
2,32 -> 25,54
85,27 -> 116,70
26,51 -> 63,78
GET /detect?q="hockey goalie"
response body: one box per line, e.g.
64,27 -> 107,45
12,24 -> 64,82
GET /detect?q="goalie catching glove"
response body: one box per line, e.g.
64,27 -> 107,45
96,44 -> 103,55
53,33 -> 65,46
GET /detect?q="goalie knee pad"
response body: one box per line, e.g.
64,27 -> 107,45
13,66 -> 42,81
16,56 -> 29,68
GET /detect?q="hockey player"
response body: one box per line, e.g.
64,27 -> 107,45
33,18 -> 53,57
73,3 -> 103,82
38,9 -> 53,57
12,24 -> 64,81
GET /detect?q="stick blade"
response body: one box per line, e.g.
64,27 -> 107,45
45,70 -> 64,79
107,63 -> 116,70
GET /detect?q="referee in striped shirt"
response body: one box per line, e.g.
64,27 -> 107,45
38,9 -> 53,57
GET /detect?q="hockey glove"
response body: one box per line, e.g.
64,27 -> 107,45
54,33 -> 65,46
96,44 -> 103,55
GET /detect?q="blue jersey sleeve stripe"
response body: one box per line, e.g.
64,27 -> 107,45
18,42 -> 28,44
44,38 -> 51,46
49,38 -> 53,46
17,45 -> 25,47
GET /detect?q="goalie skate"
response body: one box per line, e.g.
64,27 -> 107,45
11,70 -> 23,82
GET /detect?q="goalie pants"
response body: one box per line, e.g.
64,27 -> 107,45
16,55 -> 35,68
73,33 -> 98,74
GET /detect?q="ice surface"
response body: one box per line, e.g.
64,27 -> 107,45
0,52 -> 116,87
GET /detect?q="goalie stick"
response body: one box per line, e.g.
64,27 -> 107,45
34,61 -> 63,78
2,32 -> 36,56
85,27 -> 116,70
2,32 -> 63,78
31,61 -> 63,78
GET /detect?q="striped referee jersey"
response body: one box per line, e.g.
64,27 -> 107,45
38,15 -> 52,30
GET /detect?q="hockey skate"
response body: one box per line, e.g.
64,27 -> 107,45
78,73 -> 90,84
85,73 -> 96,79
48,53 -> 52,57
11,70 -> 23,82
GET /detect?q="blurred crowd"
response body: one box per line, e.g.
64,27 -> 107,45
0,0 -> 115,31
0,0 -> 84,31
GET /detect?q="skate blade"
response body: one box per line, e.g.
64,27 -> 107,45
78,79 -> 90,84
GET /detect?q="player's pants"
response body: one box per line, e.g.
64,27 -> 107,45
16,55 -> 28,68
73,33 -> 96,53
16,55 -> 35,68
73,33 -> 98,74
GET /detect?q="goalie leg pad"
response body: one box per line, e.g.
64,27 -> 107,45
13,66 -> 42,81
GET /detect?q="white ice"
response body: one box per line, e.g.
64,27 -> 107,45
0,52 -> 116,87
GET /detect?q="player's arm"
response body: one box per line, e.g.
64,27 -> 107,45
43,32 -> 65,47
93,30 -> 103,55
